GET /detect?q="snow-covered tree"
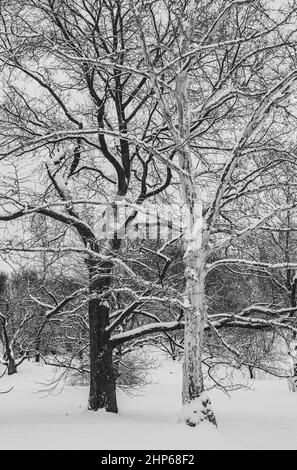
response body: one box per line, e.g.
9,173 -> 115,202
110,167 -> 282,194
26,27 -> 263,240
1,0 -> 297,427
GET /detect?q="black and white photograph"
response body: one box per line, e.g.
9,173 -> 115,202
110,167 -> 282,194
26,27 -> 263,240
0,0 -> 297,452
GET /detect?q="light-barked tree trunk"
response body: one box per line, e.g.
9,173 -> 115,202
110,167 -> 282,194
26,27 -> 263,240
288,337 -> 297,392
178,146 -> 217,427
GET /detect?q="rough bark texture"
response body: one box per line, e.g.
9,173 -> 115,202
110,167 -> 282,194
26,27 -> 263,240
1,318 -> 17,375
35,337 -> 41,363
87,259 -> 118,413
7,357 -> 17,375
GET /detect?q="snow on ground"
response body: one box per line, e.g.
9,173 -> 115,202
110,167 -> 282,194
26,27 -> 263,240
0,358 -> 296,450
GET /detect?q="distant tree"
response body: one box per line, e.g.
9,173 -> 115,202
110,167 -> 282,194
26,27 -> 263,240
0,271 -> 30,374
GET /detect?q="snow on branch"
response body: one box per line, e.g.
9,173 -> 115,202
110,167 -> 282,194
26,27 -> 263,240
211,314 -> 297,335
0,128 -> 187,177
109,309 -> 297,348
206,69 -> 297,229
207,320 -> 242,359
212,203 -> 297,251
208,258 -> 297,272
200,0 -> 257,46
33,288 -> 86,339
110,320 -> 184,347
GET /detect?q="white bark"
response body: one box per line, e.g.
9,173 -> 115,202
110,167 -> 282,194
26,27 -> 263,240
130,0 -> 223,427
168,1 -> 217,426
181,245 -> 216,425
180,195 -> 217,426
288,339 -> 297,392
173,17 -> 216,423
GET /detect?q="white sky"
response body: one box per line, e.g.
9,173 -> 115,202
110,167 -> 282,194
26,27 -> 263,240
0,259 -> 13,273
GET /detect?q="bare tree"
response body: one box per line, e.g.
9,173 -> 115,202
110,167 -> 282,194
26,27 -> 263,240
1,0 -> 297,427
0,0 -> 179,414
129,0 -> 297,425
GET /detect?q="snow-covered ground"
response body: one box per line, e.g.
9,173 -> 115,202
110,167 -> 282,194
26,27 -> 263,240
0,359 -> 296,450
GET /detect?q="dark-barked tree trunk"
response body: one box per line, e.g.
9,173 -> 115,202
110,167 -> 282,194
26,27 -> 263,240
35,337 -> 41,363
1,318 -> 17,375
287,233 -> 297,391
248,365 -> 255,380
87,258 -> 118,413
7,355 -> 17,375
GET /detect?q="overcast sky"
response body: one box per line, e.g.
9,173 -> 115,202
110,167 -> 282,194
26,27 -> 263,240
0,259 -> 12,273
